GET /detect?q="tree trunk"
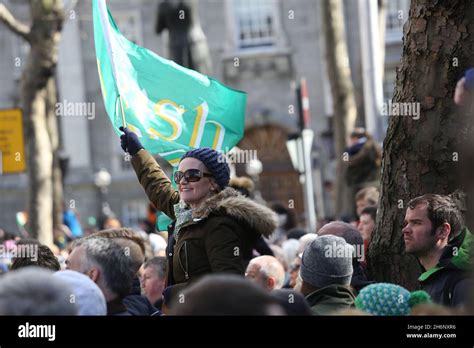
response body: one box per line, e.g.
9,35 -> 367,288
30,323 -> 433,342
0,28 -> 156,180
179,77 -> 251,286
23,81 -> 54,245
46,77 -> 64,230
369,1 -> 474,290
321,0 -> 358,218
1,1 -> 64,246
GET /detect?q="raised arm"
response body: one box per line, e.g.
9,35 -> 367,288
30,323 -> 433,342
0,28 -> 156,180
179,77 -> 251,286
120,127 -> 179,220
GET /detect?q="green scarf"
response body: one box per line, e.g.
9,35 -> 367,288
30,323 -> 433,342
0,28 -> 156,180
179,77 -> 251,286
173,201 -> 201,240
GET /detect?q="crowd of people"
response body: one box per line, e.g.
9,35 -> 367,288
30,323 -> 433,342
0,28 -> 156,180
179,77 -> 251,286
0,185 -> 470,316
0,162 -> 471,316
0,69 -> 473,316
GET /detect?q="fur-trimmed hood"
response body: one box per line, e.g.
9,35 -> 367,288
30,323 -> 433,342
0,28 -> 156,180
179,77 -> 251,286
191,187 -> 278,238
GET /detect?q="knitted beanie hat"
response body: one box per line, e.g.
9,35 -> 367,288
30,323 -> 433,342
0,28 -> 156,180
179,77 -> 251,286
355,283 -> 431,316
300,235 -> 354,288
180,148 -> 230,189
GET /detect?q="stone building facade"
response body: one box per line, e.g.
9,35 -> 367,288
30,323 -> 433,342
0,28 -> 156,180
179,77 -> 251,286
0,0 -> 408,233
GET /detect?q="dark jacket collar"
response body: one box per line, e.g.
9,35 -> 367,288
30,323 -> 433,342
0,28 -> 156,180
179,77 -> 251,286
438,228 -> 466,266
107,297 -> 130,316
418,228 -> 472,282
305,284 -> 356,310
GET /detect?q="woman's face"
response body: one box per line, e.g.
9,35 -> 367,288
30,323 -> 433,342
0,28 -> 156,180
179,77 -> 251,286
177,157 -> 217,207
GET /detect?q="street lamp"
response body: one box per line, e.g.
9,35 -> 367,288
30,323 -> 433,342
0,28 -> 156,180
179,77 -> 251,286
286,134 -> 305,183
94,168 -> 111,189
302,129 -> 316,232
246,158 -> 262,177
286,131 -> 317,233
94,168 -> 112,219
287,78 -> 318,233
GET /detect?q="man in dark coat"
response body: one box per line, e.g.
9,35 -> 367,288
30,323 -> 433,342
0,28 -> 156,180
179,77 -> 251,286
67,236 -> 135,316
345,128 -> 382,217
403,194 -> 472,307
123,277 -> 161,316
86,228 -> 160,315
318,221 -> 373,294
299,235 -> 356,315
345,128 -> 381,188
141,257 -> 167,310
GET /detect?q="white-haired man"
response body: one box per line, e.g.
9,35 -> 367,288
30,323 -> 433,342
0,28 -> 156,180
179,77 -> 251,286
245,255 -> 285,291
66,236 -> 137,315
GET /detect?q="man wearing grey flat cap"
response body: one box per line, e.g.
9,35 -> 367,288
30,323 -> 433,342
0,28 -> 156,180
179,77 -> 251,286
299,234 -> 356,315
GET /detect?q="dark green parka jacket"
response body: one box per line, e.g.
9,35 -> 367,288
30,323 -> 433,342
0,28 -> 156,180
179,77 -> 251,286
305,284 -> 356,315
131,149 -> 278,286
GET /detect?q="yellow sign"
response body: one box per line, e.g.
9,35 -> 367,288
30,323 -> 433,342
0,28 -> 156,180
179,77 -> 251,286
0,108 -> 26,174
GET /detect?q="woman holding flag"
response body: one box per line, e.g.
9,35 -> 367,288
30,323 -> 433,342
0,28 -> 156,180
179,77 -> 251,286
94,0 -> 271,308
120,128 -> 278,298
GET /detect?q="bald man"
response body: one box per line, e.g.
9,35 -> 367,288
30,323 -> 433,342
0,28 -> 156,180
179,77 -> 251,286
245,256 -> 285,291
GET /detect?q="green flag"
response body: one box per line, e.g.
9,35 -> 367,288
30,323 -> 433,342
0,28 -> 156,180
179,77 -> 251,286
92,0 -> 246,168
93,0 -> 247,230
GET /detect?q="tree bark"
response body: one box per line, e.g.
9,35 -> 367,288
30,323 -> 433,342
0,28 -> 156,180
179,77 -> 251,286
369,0 -> 474,290
321,0 -> 358,218
46,77 -> 63,230
1,1 -> 64,246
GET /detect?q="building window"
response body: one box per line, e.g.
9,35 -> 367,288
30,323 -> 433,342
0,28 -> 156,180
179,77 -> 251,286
121,199 -> 148,228
385,0 -> 410,42
233,0 -> 277,50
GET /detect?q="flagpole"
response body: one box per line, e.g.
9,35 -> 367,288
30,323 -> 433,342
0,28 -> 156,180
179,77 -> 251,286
98,0 -> 126,129
118,95 -> 126,128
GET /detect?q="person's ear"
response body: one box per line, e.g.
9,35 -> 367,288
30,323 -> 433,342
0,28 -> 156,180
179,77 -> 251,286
87,267 -> 100,283
437,223 -> 451,240
267,277 -> 275,291
209,180 -> 219,192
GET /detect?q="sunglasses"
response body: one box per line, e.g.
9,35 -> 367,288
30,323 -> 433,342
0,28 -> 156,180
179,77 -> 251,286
174,169 -> 213,183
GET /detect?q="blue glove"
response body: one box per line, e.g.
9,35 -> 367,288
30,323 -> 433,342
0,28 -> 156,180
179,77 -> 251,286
464,68 -> 474,91
119,127 -> 144,156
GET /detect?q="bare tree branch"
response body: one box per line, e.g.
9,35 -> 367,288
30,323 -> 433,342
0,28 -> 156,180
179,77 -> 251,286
0,3 -> 31,42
